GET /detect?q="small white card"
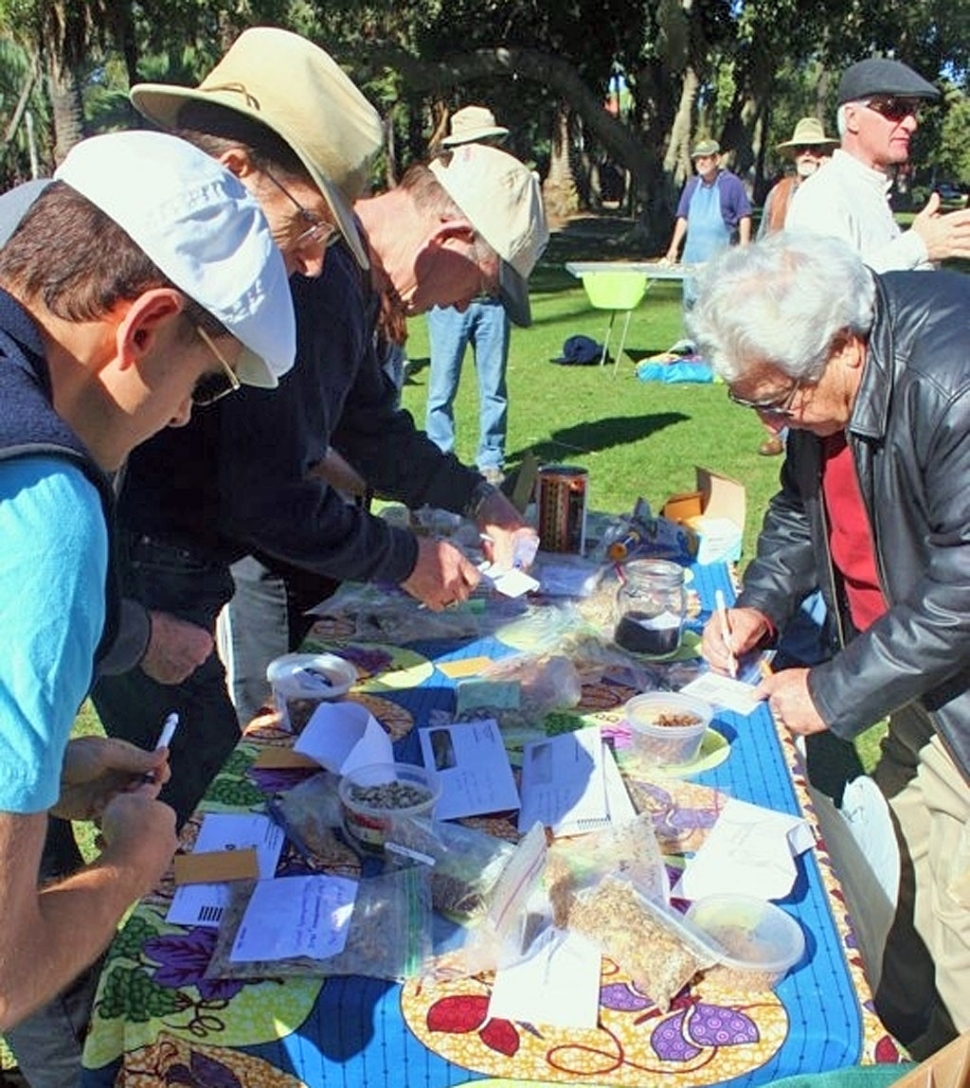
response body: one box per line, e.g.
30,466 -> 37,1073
478,561 -> 540,598
166,814 -> 285,928
680,672 -> 764,715
230,875 -> 358,963
675,797 -> 816,901
294,701 -> 393,776
418,718 -> 520,820
488,927 -> 602,1030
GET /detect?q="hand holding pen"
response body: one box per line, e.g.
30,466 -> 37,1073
141,712 -> 179,784
714,590 -> 738,678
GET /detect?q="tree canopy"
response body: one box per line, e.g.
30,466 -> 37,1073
2,0 -> 969,244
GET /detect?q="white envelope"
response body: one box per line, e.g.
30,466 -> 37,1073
294,701 -> 393,775
675,797 -> 816,901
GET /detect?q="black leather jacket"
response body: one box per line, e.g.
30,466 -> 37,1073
737,270 -> 970,784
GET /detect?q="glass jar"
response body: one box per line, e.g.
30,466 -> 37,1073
613,559 -> 686,657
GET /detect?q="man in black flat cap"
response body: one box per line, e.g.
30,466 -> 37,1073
788,57 -> 970,269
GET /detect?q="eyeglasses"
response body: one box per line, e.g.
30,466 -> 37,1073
728,380 -> 803,419
263,169 -> 341,249
192,326 -> 241,407
863,96 -> 922,123
792,145 -> 825,155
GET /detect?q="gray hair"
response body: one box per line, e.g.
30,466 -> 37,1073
686,231 -> 876,384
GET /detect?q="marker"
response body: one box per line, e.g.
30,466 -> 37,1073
155,712 -> 180,751
142,712 -> 179,784
714,589 -> 738,679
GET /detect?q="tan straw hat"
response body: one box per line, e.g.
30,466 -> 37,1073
776,117 -> 838,153
441,106 -> 509,147
130,27 -> 383,268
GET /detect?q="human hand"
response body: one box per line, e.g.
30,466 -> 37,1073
476,490 -> 537,572
52,736 -> 171,821
140,611 -> 213,684
911,193 -> 970,261
98,789 -> 178,898
401,537 -> 481,610
758,668 -> 827,735
700,606 -> 771,673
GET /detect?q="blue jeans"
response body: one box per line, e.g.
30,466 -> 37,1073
91,531 -> 239,828
425,300 -> 510,472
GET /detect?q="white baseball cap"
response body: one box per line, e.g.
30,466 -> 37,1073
55,130 -> 295,388
429,144 -> 549,327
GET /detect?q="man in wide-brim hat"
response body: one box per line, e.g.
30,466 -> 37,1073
759,117 -> 838,237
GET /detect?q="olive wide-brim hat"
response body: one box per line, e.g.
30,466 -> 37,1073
130,27 -> 383,269
776,117 -> 838,154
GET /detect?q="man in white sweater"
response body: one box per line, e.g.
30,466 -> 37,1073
787,57 -> 970,269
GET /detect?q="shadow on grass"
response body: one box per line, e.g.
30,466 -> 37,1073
507,410 -> 688,462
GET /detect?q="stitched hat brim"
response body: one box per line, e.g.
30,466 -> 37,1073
131,83 -> 369,269
441,125 -> 509,147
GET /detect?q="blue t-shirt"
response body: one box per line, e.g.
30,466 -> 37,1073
0,456 -> 107,813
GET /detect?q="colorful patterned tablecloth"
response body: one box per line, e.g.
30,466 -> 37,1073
80,563 -> 906,1087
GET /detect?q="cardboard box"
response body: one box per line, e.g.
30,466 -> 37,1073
662,467 -> 746,565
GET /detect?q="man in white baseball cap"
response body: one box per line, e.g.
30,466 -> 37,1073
0,129 -> 293,1081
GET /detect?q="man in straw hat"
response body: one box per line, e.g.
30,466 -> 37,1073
756,116 -> 838,456
0,129 -> 294,1083
89,30 -> 546,824
425,105 -> 519,486
787,57 -> 970,268
758,117 -> 838,238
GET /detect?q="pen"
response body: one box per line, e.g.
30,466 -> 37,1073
714,589 -> 738,679
142,712 -> 179,784
155,712 -> 180,751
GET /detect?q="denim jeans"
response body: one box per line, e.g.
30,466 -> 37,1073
90,530 -> 238,828
425,300 -> 510,472
221,554 -> 337,726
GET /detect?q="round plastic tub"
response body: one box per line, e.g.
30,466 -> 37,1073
686,894 -> 805,990
338,762 -> 441,853
266,652 -> 357,732
623,691 -> 713,766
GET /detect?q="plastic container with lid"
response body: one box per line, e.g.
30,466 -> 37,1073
338,762 -> 441,853
686,894 -> 806,990
623,691 -> 713,766
266,652 -> 357,733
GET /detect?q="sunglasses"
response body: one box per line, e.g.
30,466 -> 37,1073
192,326 -> 241,407
263,169 -> 341,250
728,380 -> 802,419
863,96 -> 922,123
792,145 -> 826,155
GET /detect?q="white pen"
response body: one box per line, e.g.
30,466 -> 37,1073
155,712 -> 180,751
714,589 -> 738,679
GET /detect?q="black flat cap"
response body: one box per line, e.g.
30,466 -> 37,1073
838,58 -> 940,104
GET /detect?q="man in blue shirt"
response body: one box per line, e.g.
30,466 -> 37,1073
0,130 -> 293,1083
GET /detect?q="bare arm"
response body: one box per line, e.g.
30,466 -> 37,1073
737,215 -> 752,246
0,790 -> 176,1031
665,218 -> 688,261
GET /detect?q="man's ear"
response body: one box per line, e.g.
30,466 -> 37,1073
217,146 -> 256,181
114,288 -> 185,370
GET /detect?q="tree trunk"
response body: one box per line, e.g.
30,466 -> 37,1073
45,53 -> 84,165
663,65 -> 698,186
542,101 -> 580,222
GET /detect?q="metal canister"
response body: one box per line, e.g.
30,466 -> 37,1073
537,465 -> 588,553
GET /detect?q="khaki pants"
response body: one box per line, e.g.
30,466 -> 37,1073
874,707 -> 969,1057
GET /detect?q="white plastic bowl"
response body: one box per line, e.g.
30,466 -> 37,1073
623,691 -> 713,766
266,652 -> 357,732
686,894 -> 805,989
339,762 -> 441,853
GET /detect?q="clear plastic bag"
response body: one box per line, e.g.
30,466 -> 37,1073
204,866 -> 433,983
544,813 -> 669,927
271,770 -> 344,860
427,822 -> 550,981
383,815 -> 515,923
